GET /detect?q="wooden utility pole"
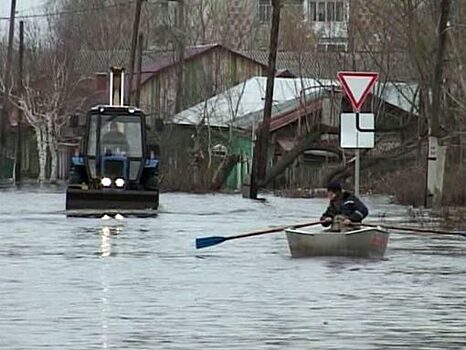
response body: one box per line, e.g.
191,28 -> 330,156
135,32 -> 144,107
15,20 -> 24,186
127,0 -> 144,106
174,0 -> 185,114
425,0 -> 451,208
248,0 -> 281,199
431,0 -> 450,137
1,0 -> 17,160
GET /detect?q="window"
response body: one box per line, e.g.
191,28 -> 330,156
308,1 -> 345,22
259,0 -> 272,23
212,144 -> 228,158
335,1 -> 344,21
327,1 -> 335,21
160,0 -> 178,26
87,115 -> 143,158
309,1 -> 316,21
317,2 -> 325,21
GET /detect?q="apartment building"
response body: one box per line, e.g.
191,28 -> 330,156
150,0 -> 382,52
227,0 -> 351,50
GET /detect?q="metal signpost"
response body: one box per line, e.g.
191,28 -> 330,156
337,72 -> 378,196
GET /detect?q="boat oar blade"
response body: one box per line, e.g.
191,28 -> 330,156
196,236 -> 227,249
195,220 -> 323,250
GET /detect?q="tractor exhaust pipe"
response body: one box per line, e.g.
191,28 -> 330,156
109,67 -> 125,106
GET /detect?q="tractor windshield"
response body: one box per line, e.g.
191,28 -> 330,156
87,115 -> 143,158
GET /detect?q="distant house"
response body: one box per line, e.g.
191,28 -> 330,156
170,76 -> 419,191
170,77 -> 339,191
137,43 -> 268,126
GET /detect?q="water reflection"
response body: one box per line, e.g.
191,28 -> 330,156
99,226 -> 122,257
100,277 -> 109,349
99,224 -> 123,348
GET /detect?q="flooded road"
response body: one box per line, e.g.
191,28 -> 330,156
1,189 -> 465,349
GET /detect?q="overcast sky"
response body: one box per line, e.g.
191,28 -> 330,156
1,0 -> 47,37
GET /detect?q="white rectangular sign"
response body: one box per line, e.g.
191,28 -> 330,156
340,113 -> 375,148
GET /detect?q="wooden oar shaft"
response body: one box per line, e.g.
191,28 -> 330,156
363,223 -> 465,236
228,221 -> 322,241
196,220 -> 324,249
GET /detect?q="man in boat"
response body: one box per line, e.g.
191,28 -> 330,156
320,181 -> 369,232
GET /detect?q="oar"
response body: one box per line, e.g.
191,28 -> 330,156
196,220 -> 323,249
362,223 -> 466,237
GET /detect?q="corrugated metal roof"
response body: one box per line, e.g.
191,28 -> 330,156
374,82 -> 419,114
172,76 -> 419,129
172,77 -> 335,128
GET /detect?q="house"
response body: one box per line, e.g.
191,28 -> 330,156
0,97 -> 39,181
170,76 -> 419,191
170,76 -> 339,191
138,43 -> 268,126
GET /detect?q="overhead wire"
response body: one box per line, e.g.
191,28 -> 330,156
0,1 -> 137,21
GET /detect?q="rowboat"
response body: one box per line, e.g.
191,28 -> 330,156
285,226 -> 389,259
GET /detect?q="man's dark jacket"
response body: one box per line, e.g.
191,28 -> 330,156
320,191 -> 369,227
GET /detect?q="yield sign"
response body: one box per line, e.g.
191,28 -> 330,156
337,71 -> 378,111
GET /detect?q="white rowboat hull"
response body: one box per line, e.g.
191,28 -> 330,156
285,227 -> 389,259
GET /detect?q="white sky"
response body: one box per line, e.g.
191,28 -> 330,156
1,0 -> 47,37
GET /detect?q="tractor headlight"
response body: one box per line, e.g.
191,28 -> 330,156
101,177 -> 112,187
115,178 -> 125,188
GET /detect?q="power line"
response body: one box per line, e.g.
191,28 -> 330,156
0,1 -> 137,21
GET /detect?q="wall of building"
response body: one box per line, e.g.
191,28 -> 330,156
226,0 -> 350,51
139,47 -> 266,126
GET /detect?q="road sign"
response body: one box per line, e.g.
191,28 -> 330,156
337,72 -> 378,111
340,113 -> 375,148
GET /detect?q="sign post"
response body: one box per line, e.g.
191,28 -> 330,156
337,72 -> 378,196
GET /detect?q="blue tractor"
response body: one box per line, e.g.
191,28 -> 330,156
65,68 -> 159,216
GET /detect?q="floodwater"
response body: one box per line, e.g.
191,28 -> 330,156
0,189 -> 465,350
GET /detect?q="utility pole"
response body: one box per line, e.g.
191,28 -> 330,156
174,0 -> 185,114
15,20 -> 24,186
127,0 -> 144,106
135,32 -> 144,107
1,0 -> 17,167
248,0 -> 281,199
425,0 -> 450,208
431,0 -> 450,137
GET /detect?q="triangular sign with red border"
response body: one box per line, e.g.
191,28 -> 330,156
337,72 -> 379,111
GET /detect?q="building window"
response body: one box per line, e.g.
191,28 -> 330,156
327,2 -> 335,21
335,1 -> 344,21
212,144 -> 228,158
308,1 -> 345,22
309,1 -> 317,21
259,0 -> 272,23
317,2 -> 325,21
159,0 -> 178,26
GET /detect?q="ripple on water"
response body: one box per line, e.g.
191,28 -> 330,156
0,190 -> 465,349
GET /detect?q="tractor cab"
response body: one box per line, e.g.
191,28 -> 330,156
85,106 -> 145,189
65,68 -> 159,217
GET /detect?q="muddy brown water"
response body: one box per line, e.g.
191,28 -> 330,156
1,189 -> 465,349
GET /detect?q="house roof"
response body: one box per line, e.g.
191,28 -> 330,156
172,76 -> 419,130
374,82 -> 419,114
74,43 -> 268,78
139,43 -> 268,87
172,77 -> 336,129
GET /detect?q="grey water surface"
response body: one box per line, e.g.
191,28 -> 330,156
0,189 -> 465,349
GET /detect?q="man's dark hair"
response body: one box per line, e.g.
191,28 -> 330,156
327,181 -> 342,193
